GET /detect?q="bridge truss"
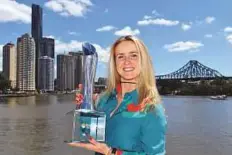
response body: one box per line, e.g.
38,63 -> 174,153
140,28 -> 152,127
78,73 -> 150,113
156,60 -> 225,80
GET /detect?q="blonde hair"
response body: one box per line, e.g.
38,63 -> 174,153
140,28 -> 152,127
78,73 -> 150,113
104,35 -> 161,110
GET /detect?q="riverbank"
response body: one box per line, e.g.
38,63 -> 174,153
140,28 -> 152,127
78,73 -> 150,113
0,93 -> 36,97
0,91 -> 76,98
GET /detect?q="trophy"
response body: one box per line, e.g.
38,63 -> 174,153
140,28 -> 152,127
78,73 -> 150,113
69,42 -> 106,143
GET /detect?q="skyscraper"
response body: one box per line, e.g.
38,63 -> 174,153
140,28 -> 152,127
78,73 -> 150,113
32,4 -> 43,89
57,54 -> 75,91
17,33 -> 36,91
38,56 -> 54,91
2,43 -> 17,88
69,52 -> 83,87
39,38 -> 55,90
40,37 -> 55,58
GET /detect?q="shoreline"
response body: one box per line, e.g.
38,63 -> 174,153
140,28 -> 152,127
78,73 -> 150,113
0,94 -> 36,97
0,93 -> 231,98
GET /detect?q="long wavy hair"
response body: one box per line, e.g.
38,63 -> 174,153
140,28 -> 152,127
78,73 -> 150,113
102,35 -> 161,108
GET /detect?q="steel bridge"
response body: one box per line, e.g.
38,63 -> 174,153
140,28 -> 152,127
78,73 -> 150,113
156,60 -> 232,80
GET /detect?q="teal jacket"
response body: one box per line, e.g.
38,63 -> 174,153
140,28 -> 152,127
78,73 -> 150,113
96,88 -> 167,155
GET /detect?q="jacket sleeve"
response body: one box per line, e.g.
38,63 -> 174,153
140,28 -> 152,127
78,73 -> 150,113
117,104 -> 167,155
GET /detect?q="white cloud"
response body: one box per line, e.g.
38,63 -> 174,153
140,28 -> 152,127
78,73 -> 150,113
204,34 -> 213,38
60,12 -> 69,17
68,31 -> 80,36
181,23 -> 191,31
44,0 -> 93,17
226,34 -> 232,44
223,27 -> 232,45
114,26 -> 140,36
141,10 -> 162,22
164,41 -> 204,52
143,15 -> 152,20
194,16 -> 215,26
92,44 -> 110,63
0,0 -> 31,23
0,45 -> 3,57
96,25 -> 117,32
205,16 -> 215,24
44,35 -> 55,39
68,31 -> 76,35
55,39 -> 82,54
0,44 -> 3,71
151,10 -> 161,17
45,0 -> 63,12
224,27 -> 232,33
137,18 -> 179,26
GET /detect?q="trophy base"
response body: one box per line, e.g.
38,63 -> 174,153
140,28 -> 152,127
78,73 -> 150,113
71,109 -> 106,143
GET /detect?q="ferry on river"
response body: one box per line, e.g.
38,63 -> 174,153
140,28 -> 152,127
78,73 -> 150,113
210,95 -> 227,100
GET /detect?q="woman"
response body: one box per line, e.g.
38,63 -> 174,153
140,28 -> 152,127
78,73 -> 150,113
69,35 -> 167,155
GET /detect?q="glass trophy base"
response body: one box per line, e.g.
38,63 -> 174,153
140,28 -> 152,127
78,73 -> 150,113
63,109 -> 106,143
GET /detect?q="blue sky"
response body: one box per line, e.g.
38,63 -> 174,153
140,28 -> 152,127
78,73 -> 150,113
0,0 -> 232,79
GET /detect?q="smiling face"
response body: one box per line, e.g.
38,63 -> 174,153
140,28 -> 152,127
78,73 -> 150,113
114,40 -> 141,82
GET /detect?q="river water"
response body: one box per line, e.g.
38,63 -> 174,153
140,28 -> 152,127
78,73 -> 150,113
0,95 -> 231,155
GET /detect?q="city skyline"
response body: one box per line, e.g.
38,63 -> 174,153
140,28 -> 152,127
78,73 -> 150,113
0,0 -> 232,79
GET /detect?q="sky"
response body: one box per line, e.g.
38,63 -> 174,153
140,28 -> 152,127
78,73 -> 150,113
0,0 -> 232,80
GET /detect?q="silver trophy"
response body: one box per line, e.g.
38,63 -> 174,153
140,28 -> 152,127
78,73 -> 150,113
70,42 -> 106,143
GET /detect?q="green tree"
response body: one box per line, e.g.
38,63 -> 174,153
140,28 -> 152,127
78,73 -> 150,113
0,73 -> 11,91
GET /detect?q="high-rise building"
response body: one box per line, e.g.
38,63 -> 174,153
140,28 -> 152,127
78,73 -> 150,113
40,37 -> 55,58
38,56 -> 54,91
69,52 -> 83,87
32,3 -> 43,89
57,54 -> 75,91
2,43 -> 17,88
97,77 -> 107,85
17,33 -> 36,91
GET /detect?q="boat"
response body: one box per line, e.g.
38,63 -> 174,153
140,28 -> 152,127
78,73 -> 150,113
210,95 -> 227,100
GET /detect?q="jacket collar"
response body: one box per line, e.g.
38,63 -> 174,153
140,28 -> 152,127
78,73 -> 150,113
111,83 -> 138,104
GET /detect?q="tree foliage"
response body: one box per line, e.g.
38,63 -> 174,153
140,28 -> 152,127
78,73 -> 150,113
0,73 -> 11,91
157,79 -> 232,96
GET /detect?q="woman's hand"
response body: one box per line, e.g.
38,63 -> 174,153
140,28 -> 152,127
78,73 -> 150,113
75,84 -> 99,107
75,84 -> 84,106
68,137 -> 111,155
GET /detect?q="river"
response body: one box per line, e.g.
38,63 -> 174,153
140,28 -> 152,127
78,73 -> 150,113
0,95 -> 231,155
